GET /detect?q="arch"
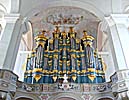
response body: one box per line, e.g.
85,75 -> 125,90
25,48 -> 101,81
56,97 -> 75,100
15,90 -> 41,100
0,3 -> 7,14
91,94 -> 114,100
124,6 -> 129,13
15,94 -> 40,100
16,97 -> 33,100
48,93 -> 83,100
98,98 -> 113,100
97,96 -> 114,100
15,96 -> 34,100
24,0 -> 104,21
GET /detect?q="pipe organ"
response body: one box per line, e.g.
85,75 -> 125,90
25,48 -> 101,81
24,27 -> 106,84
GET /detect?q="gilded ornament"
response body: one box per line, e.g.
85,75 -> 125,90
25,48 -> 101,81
72,75 -> 77,81
88,75 -> 96,82
34,74 -> 41,82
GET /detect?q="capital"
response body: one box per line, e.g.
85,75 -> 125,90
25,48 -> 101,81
4,13 -> 20,23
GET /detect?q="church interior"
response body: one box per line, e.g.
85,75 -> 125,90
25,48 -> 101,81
0,0 -> 129,100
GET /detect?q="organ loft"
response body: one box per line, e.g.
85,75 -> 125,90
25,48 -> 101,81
24,26 -> 106,84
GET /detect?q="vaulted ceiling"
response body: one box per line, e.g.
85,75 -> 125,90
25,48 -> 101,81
29,6 -> 99,38
1,0 -> 129,37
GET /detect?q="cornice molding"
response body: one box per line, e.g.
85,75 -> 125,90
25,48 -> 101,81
4,13 -> 20,23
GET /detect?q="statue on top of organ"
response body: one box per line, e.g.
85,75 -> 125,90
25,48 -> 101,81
24,26 -> 106,84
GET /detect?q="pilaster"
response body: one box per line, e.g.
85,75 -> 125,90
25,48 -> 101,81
103,14 -> 129,71
110,14 -> 129,70
103,14 -> 129,100
0,13 -> 23,71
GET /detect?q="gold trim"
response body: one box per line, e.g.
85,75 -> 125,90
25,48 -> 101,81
72,69 -> 77,73
53,70 -> 58,73
81,70 -> 86,73
96,70 -> 104,74
88,75 -> 96,81
59,71 -> 63,74
35,30 -> 48,41
54,55 -> 58,58
63,70 -> 67,73
27,70 -> 33,73
77,71 -> 81,74
53,75 -> 57,82
36,42 -> 45,48
76,39 -> 80,43
88,68 -> 95,72
69,27 -> 74,33
34,74 -> 42,82
33,68 -> 42,72
72,75 -> 77,81
49,39 -> 53,43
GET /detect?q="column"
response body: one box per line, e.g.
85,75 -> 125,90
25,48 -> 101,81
0,13 -> 23,71
0,13 -> 22,99
110,14 -> 129,70
102,14 -> 129,70
104,14 -> 129,99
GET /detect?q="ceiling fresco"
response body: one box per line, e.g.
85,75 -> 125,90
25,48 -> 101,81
29,6 -> 100,40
